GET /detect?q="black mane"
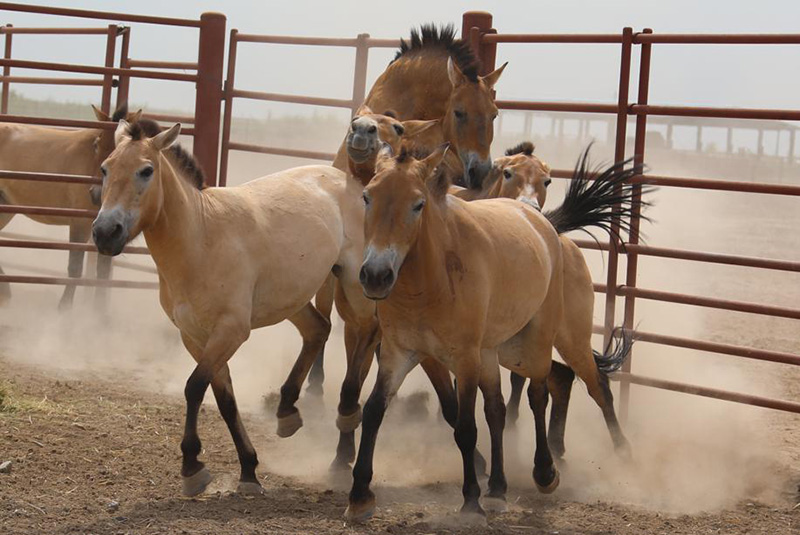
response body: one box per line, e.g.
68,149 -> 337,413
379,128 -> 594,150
111,104 -> 128,123
125,118 -> 206,190
393,24 -> 480,82
506,141 -> 535,157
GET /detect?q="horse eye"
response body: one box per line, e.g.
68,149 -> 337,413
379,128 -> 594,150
100,166 -> 107,177
503,169 -> 512,179
393,124 -> 404,136
412,199 -> 425,213
362,192 -> 371,206
139,166 -> 154,179
544,178 -> 552,187
454,110 -> 466,120
367,125 -> 377,134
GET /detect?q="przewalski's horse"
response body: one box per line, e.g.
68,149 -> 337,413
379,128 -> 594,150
306,105 -> 486,474
466,142 -> 638,461
93,120 -> 367,497
453,141 -> 552,208
332,25 -> 506,189
346,144 -> 648,521
0,104 -> 140,309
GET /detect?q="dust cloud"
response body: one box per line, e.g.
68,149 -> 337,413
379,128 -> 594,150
0,116 -> 798,519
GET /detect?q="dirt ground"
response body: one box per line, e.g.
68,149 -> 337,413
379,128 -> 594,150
0,356 -> 797,535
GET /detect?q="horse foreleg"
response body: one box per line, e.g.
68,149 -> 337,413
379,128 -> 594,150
332,317 -> 379,471
308,273 -> 335,397
93,251 -> 113,311
210,364 -> 262,494
58,223 -> 89,311
453,358 -> 483,515
419,357 -> 488,477
179,321 -> 249,497
506,372 -> 526,427
479,350 -> 507,505
276,303 -> 331,438
527,379 -> 559,493
345,341 -> 416,523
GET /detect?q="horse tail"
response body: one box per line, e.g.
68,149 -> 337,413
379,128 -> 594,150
593,327 -> 634,375
543,144 -> 653,246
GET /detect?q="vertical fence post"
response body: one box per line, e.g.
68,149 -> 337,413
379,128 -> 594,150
351,33 -> 369,116
607,27 -> 633,420
1,25 -> 12,114
218,29 -> 238,188
115,26 -> 131,110
100,24 -> 118,114
194,11 -> 226,187
619,28 -> 653,421
461,11 -> 495,73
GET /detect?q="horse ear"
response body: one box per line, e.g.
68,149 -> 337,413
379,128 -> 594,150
375,142 -> 394,172
127,108 -> 143,123
151,123 -> 181,151
114,119 -> 131,146
355,103 -> 373,117
401,119 -> 438,139
447,57 -> 468,87
422,143 -> 450,199
480,61 -> 508,90
92,105 -> 109,122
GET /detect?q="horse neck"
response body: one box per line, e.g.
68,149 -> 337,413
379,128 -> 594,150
390,200 -> 452,303
143,155 -> 204,281
348,156 -> 376,187
370,55 -> 451,119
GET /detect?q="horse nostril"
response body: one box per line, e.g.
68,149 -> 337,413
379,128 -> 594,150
110,223 -> 123,240
379,268 -> 394,287
359,266 -> 369,286
468,166 -> 477,180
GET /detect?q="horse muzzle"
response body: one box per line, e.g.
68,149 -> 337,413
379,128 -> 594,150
347,134 -> 376,164
359,248 -> 398,300
92,210 -> 129,256
462,152 -> 492,190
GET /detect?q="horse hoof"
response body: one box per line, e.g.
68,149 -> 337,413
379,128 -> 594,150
336,407 -> 362,433
329,458 -> 352,474
616,441 -> 634,463
182,467 -> 213,497
460,501 -> 487,517
534,466 -> 560,494
483,496 -> 508,513
276,411 -> 303,438
344,494 -> 376,523
236,481 -> 265,496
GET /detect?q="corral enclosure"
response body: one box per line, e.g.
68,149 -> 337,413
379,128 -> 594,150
0,2 -> 799,534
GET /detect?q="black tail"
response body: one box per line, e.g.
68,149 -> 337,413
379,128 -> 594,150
593,327 -> 634,375
544,145 -> 652,246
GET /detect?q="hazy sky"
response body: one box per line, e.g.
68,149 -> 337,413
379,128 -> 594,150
3,1 -> 799,125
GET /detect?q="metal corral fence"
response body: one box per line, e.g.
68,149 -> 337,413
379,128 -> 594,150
1,5 -> 799,417
0,2 -> 226,292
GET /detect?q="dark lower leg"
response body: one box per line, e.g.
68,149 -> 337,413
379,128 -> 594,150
211,366 -> 259,483
482,387 -> 507,499
181,367 -> 212,477
59,225 -> 87,310
93,252 -> 112,309
455,378 -> 482,514
528,381 -> 557,488
596,373 -> 631,453
307,350 -> 325,396
349,386 -> 389,506
547,362 -> 575,459
507,372 -> 526,426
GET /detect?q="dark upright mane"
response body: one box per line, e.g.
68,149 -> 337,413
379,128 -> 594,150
111,104 -> 128,123
506,141 -> 535,157
393,24 -> 480,82
125,118 -> 206,190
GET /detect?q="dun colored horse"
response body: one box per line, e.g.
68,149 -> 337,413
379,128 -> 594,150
346,144 -> 647,521
0,104 -> 138,308
93,119 -> 368,496
333,25 -> 506,189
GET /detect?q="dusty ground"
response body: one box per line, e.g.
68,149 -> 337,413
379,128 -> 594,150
0,356 -> 798,535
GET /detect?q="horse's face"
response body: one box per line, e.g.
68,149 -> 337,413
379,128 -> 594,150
92,121 -> 180,256
90,106 -> 143,206
494,152 -> 552,210
359,145 -> 449,300
443,58 -> 506,189
347,105 -> 438,165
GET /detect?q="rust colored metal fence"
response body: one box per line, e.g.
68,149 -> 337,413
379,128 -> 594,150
0,2 -> 225,292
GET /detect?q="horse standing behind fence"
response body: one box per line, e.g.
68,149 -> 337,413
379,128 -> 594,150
0,104 -> 138,309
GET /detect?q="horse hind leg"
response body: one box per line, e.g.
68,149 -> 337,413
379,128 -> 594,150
556,332 -> 632,459
0,191 -> 15,305
93,251 -> 113,311
276,303 -> 331,438
58,223 -> 89,311
307,273 -> 335,397
546,361 -> 575,460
